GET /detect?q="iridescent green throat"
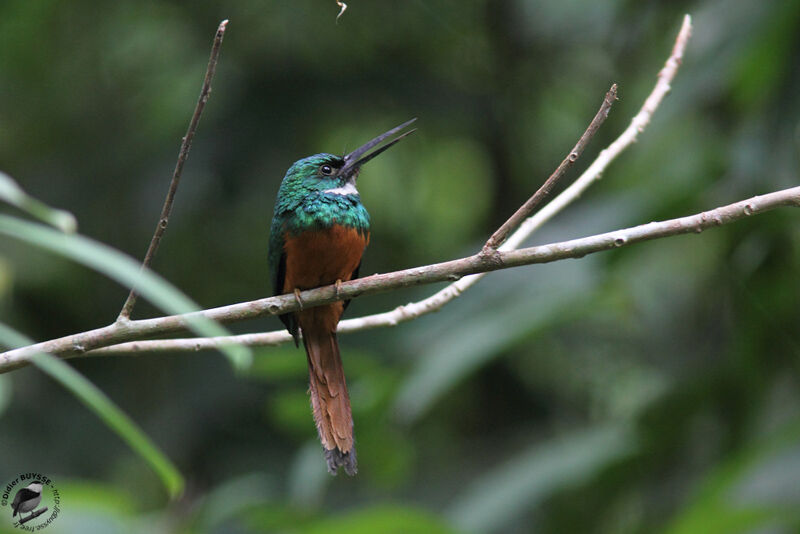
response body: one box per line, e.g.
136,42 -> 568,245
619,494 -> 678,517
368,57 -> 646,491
270,152 -> 371,237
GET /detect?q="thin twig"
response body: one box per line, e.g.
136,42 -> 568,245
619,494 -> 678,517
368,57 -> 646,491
336,1 -> 348,22
357,14 -> 693,336
101,14 -> 695,355
483,83 -> 618,252
118,20 -> 229,321
520,14 -> 693,241
3,184 -> 799,368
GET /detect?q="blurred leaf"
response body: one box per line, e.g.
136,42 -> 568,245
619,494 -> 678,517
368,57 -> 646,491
242,503 -> 313,532
394,257 -> 598,423
52,479 -> 136,514
0,257 -> 12,300
300,505 -> 457,534
666,418 -> 800,534
288,441 -> 332,508
730,1 -> 800,111
669,508 -> 797,534
446,424 -> 634,534
0,214 -> 251,369
0,322 -> 184,498
357,426 -> 414,489
247,347 -> 307,381
190,472 -> 275,532
0,171 -> 77,233
0,373 -> 11,417
268,388 -> 314,437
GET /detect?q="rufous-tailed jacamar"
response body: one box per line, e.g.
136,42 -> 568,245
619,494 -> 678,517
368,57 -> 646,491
268,119 -> 416,475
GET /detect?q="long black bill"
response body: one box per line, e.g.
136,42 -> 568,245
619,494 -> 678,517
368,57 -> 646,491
341,118 -> 417,176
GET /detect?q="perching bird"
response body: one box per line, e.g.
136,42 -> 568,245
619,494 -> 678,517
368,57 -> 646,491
11,482 -> 42,520
268,119 -> 416,475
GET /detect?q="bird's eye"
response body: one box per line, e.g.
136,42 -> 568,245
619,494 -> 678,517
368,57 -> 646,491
320,164 -> 333,175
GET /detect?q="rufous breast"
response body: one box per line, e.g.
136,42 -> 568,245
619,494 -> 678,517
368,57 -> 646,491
283,225 -> 370,292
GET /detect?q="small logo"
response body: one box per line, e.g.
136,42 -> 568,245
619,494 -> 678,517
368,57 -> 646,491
1,473 -> 60,531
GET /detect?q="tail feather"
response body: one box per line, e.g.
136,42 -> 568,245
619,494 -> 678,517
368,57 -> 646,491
301,305 -> 357,476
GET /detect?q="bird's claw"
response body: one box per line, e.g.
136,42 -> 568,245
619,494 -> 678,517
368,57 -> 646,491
334,279 -> 344,299
293,288 -> 305,310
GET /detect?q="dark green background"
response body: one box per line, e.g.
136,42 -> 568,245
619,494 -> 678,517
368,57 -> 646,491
1,0 -> 799,532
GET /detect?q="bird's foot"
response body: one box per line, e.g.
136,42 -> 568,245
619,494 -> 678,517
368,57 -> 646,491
334,279 -> 343,299
293,288 -> 304,310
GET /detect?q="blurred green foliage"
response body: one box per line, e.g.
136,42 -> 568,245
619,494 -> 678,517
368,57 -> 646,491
0,323 -> 184,498
1,0 -> 799,532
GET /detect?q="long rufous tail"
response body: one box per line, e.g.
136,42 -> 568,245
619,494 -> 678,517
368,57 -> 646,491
299,305 -> 357,475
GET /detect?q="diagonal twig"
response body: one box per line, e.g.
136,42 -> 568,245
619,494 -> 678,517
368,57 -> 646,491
482,83 -> 618,252
328,14 -> 693,339
118,19 -> 229,321
336,1 -> 348,22
513,14 -> 693,245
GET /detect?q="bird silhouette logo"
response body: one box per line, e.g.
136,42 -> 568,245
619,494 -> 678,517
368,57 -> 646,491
10,482 -> 43,522
1,475 -> 60,529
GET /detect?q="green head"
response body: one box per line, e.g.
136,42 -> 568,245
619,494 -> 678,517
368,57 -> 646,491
276,118 -> 417,207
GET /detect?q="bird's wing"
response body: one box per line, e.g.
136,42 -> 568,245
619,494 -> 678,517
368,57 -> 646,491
269,221 -> 299,346
11,488 -> 38,511
341,261 -> 361,313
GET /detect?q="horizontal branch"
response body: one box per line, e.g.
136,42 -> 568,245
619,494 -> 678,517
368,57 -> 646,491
3,183 -> 797,370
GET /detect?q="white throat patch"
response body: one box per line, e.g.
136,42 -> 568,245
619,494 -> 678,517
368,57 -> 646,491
323,182 -> 358,196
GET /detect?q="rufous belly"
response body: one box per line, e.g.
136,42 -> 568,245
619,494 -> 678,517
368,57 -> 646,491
282,224 -> 369,293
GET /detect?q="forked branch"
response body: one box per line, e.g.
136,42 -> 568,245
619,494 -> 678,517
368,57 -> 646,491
89,15 -> 695,356
482,84 -> 617,252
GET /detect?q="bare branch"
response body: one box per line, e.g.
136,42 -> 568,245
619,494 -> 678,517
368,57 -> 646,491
3,184 -> 799,368
97,14 -> 696,356
118,20 -> 229,321
483,84 -> 617,252
525,14 -> 693,234
476,8 -> 693,257
329,15 -> 694,347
